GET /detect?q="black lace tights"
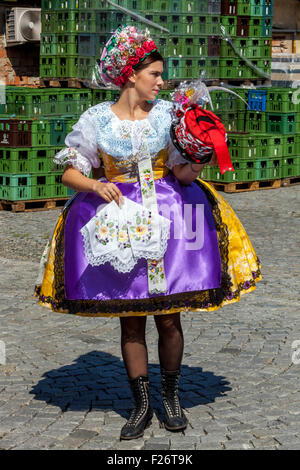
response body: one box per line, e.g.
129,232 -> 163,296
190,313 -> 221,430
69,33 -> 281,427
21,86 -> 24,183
120,313 -> 184,379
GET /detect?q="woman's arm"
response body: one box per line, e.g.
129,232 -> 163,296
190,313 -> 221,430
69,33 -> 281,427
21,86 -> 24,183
62,165 -> 123,206
172,151 -> 218,185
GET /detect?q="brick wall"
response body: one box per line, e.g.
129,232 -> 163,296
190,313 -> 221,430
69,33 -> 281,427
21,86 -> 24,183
0,2 -> 41,87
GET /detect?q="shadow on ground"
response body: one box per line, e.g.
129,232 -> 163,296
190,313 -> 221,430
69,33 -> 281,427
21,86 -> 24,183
30,351 -> 231,422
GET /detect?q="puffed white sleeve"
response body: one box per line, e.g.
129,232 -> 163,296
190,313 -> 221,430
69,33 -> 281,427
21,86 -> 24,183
53,109 -> 101,177
165,137 -> 188,170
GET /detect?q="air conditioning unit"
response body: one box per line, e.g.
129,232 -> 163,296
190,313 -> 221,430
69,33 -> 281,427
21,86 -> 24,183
5,8 -> 41,47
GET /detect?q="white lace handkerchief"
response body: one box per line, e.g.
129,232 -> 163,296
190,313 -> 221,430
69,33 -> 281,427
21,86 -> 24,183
80,197 -> 170,273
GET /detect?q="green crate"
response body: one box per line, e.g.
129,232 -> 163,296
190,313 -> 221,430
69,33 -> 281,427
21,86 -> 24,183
216,112 -> 240,132
251,0 -> 264,16
76,56 -> 95,80
255,157 -> 282,180
0,148 -> 30,173
79,0 -> 118,9
210,90 -> 239,112
219,58 -> 240,79
266,89 -> 299,113
281,155 -> 300,177
40,56 -> 57,79
0,173 -> 31,201
30,174 -> 52,199
266,113 -> 296,134
220,58 -> 262,80
55,55 -> 94,80
50,118 -> 68,145
56,33 -> 78,55
96,10 -> 133,33
56,55 -> 78,78
237,0 -> 251,15
42,0 -> 79,8
221,37 -> 271,59
30,148 -> 57,173
207,159 -> 257,182
167,14 -> 199,35
30,174 -> 55,199
4,87 -> 43,117
30,120 -> 50,146
249,17 -> 263,37
236,88 -> 250,111
243,111 -> 267,133
56,10 -> 78,33
258,134 -> 283,158
0,147 -> 56,174
51,173 -> 69,197
92,89 -> 119,105
40,34 -> 57,55
283,135 -> 298,156
166,36 -> 206,57
41,11 -> 57,34
42,90 -> 91,116
220,15 -> 237,36
227,132 -> 259,159
201,58 -> 219,79
198,15 -> 220,36
182,0 -> 210,12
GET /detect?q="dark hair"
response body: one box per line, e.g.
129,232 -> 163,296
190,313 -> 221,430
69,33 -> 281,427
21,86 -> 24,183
132,50 -> 164,73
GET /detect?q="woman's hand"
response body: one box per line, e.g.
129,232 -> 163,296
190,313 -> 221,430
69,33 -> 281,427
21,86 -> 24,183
92,180 -> 124,207
207,150 -> 218,167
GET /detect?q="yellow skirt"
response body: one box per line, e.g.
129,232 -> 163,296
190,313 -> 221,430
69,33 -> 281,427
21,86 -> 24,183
34,179 -> 262,318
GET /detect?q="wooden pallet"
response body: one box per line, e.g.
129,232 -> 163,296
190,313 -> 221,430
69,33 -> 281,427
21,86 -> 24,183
39,78 -> 83,89
281,176 -> 300,187
0,197 -> 69,213
208,179 -> 282,193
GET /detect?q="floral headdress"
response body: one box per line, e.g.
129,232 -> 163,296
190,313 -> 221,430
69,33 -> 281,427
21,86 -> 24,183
99,25 -> 158,88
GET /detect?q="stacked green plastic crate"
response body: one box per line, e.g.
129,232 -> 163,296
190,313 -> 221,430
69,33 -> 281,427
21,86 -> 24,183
219,0 -> 272,81
39,0 -> 223,82
40,0 -> 153,81
200,85 -> 300,183
0,86 -> 92,201
143,0 -> 221,81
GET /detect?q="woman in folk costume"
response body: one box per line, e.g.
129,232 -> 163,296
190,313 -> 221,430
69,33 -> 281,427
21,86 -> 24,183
35,25 -> 261,440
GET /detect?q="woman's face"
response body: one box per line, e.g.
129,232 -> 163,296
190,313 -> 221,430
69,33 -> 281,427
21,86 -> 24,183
132,60 -> 164,101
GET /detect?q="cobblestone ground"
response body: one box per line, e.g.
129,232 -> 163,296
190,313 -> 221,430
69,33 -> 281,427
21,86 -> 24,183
0,186 -> 300,450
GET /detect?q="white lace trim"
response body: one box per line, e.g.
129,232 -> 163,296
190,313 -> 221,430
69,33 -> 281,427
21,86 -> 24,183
53,147 -> 92,177
80,198 -> 170,273
89,99 -> 173,159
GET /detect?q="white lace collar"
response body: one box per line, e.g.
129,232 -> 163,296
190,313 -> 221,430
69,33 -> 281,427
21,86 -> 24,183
89,99 -> 173,158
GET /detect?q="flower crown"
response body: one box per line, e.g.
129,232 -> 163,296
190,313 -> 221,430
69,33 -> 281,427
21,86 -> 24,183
100,25 -> 158,87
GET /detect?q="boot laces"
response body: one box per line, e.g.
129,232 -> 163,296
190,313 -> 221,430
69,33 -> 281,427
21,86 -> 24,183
162,373 -> 182,417
126,378 -> 149,427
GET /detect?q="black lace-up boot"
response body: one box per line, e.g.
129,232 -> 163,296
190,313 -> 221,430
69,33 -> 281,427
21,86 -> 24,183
161,367 -> 187,431
120,375 -> 153,440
